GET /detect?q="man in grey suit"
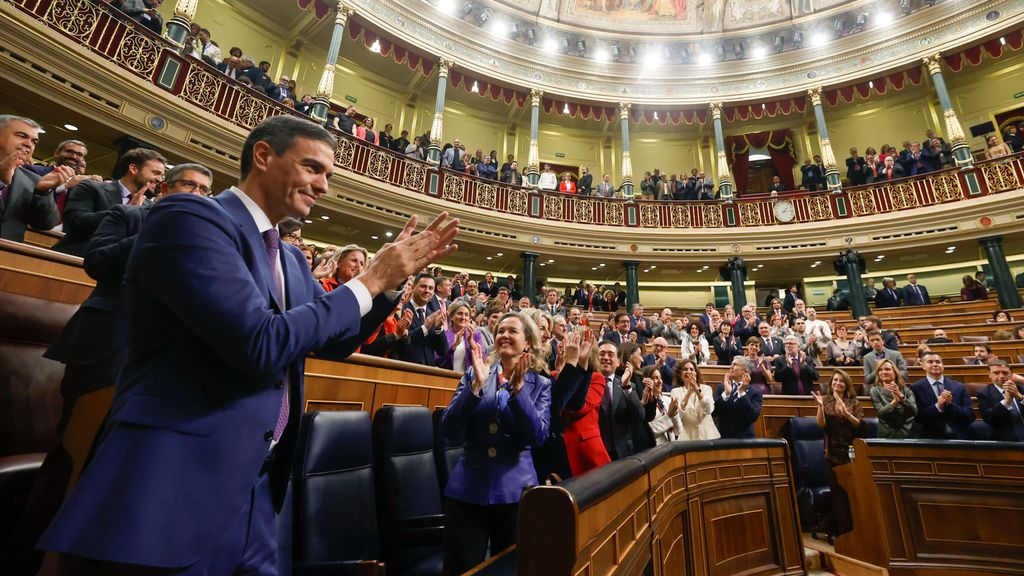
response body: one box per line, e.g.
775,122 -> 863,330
596,341 -> 646,460
0,115 -> 63,241
53,148 -> 166,256
540,288 -> 566,317
594,173 -> 616,197
441,138 -> 466,171
863,329 -> 908,387
118,0 -> 164,35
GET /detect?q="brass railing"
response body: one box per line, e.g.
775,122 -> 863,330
9,0 -> 1024,229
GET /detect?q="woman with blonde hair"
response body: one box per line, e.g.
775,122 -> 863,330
440,312 -> 551,573
869,359 -> 917,439
812,369 -> 864,537
439,300 -> 487,371
668,360 -> 720,441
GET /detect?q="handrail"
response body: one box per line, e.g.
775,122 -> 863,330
9,0 -> 1024,230
0,238 -> 84,267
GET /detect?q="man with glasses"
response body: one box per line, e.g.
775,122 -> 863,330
642,336 -> 677,391
277,217 -> 304,247
23,139 -> 102,224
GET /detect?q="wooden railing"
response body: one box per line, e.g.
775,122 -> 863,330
7,0 -> 1024,229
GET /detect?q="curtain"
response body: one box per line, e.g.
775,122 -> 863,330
725,130 -> 797,194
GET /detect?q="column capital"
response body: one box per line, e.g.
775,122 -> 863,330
530,88 -> 544,106
708,101 -> 724,120
618,101 -> 632,119
806,87 -> 824,107
520,251 -> 541,260
173,0 -> 198,20
923,52 -> 943,75
979,235 -> 1004,248
334,2 -> 355,24
437,59 -> 455,78
725,256 -> 746,273
622,261 -> 641,270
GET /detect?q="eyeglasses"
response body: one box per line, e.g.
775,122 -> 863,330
167,179 -> 212,196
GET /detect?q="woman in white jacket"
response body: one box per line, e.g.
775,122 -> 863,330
669,360 -> 721,441
642,365 -> 678,445
679,321 -> 710,365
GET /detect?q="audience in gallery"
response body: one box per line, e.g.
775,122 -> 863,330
960,273 -> 989,301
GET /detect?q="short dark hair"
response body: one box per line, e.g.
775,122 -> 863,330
974,343 -> 992,353
239,115 -> 336,180
113,148 -> 166,180
165,162 -> 212,183
614,312 -> 630,323
277,217 -> 303,236
200,28 -> 211,35
413,272 -> 434,286
259,60 -> 270,67
229,46 -> 242,57
866,315 -> 883,327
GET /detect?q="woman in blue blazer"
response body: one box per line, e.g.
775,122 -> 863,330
440,312 -> 552,575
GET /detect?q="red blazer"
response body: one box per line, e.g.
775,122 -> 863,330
558,180 -> 577,194
562,372 -> 611,476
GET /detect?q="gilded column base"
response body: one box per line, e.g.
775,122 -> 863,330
825,170 -> 843,194
310,98 -> 330,125
165,15 -> 191,47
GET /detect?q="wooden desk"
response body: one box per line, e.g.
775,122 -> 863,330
0,239 -> 93,305
835,439 -> 1024,575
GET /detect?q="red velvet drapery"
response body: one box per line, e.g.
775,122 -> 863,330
724,130 -> 796,194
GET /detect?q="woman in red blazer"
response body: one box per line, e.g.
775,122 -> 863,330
562,345 -> 611,475
558,173 -> 577,194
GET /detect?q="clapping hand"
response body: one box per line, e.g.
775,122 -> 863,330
562,330 -> 581,367
937,389 -> 952,408
312,258 -> 337,280
627,331 -> 637,342
0,149 -> 27,185
737,372 -> 750,394
394,308 -> 413,338
641,378 -> 654,404
35,164 -> 75,192
621,363 -> 634,388
577,328 -> 595,371
468,335 -> 488,395
722,373 -> 733,397
811,390 -> 824,407
667,397 -> 679,418
508,352 -> 529,395
359,212 -> 459,296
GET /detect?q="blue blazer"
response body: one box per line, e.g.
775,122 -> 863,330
397,300 -> 448,366
909,377 -> 974,439
440,364 -> 551,505
874,287 -> 902,308
713,384 -> 763,439
977,383 -> 1024,441
901,283 -> 931,306
41,190 -> 396,567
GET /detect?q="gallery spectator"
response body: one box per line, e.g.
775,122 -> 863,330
538,164 -> 557,191
960,274 -> 988,301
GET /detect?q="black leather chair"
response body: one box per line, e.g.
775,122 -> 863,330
785,417 -> 831,538
292,411 -> 385,575
862,417 -> 879,439
373,407 -> 444,576
431,407 -> 462,495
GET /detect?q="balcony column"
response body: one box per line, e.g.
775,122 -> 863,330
708,102 -> 734,202
521,252 -> 540,303
619,102 -> 635,200
924,53 -> 973,168
980,236 -> 1023,310
426,58 -> 454,163
526,89 -> 543,186
834,249 -> 869,319
623,261 -> 640,311
723,257 -> 747,310
165,0 -> 197,47
311,2 -> 354,125
808,88 -> 842,193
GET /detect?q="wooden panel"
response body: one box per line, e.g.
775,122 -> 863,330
703,494 -> 774,576
0,239 -> 93,305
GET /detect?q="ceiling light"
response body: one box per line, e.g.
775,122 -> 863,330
544,37 -> 558,53
877,12 -> 895,26
488,17 -> 507,35
371,235 -> 379,240
562,103 -> 570,114
947,246 -> 956,250
591,267 -> 598,270
370,39 -> 381,53
63,123 -> 78,131
702,265 -> 710,269
876,255 -> 885,259
384,231 -> 393,237
438,0 -> 455,14
696,52 -> 712,66
695,269 -> 703,273
303,219 -> 313,224
547,259 -> 555,263
487,256 -> 493,260
496,252 -> 503,256
595,48 -> 610,63
868,80 -> 874,89
539,263 -> 546,266
320,215 -> 330,220
1000,37 -> 1007,46
470,80 -> 479,93
599,263 -> 605,267
811,32 -> 828,46
643,49 -> 662,69
650,265 -> 656,269
653,111 -> 660,120
752,46 -> 767,59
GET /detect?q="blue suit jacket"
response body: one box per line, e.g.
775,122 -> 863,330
41,190 -> 396,567
713,384 -> 763,439
397,299 -> 448,366
977,383 -> 1024,441
909,377 -> 974,439
874,287 -> 902,308
901,283 -> 931,306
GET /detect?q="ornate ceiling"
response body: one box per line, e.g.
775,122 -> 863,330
342,0 -> 1023,104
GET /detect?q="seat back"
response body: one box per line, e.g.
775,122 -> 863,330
862,417 -> 879,439
432,407 -> 463,494
785,417 -> 828,489
293,411 -> 380,564
0,291 -> 76,456
960,335 -> 989,343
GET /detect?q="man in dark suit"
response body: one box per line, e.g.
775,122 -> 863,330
119,0 -> 163,35
901,273 -> 931,306
603,312 -> 637,346
756,322 -> 784,361
910,352 -> 975,439
540,288 -> 566,317
53,148 -> 167,256
577,166 -> 593,196
642,337 -> 677,391
266,75 -> 293,102
714,357 -> 764,438
799,158 -> 823,191
0,115 -> 63,241
976,360 -> 1024,442
396,272 -> 449,367
863,330 -> 909,386
628,304 -> 652,345
597,341 -> 646,459
772,337 -> 819,395
874,277 -> 902,309
878,155 -> 905,181
767,175 -> 786,195
41,116 -> 459,571
783,284 -> 799,313
8,164 -> 213,575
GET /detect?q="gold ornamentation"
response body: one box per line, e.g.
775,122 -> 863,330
670,205 -> 690,228
437,59 -> 454,79
367,151 -> 392,181
943,108 -> 967,145
708,101 -> 723,120
114,30 -> 160,75
618,101 -> 631,120
850,189 -> 877,215
739,202 -> 761,226
442,175 -> 465,202
930,173 -> 961,203
174,0 -> 198,19
44,0 -> 100,39
806,87 -> 823,108
819,137 -> 838,171
605,201 -> 623,226
335,138 -> 356,167
233,95 -> 270,129
640,204 -> 659,227
429,112 -> 444,145
403,163 -> 426,190
807,195 -> 833,220
923,52 -> 943,76
981,162 -> 1019,192
544,195 -> 563,220
183,66 -> 219,109
335,3 -> 354,25
702,204 -> 722,227
507,190 -> 528,214
888,183 -> 918,210
621,150 -> 633,181
530,88 -> 544,107
527,139 -> 539,174
316,64 -> 335,100
574,199 -> 594,223
716,150 -> 731,182
476,184 -> 497,208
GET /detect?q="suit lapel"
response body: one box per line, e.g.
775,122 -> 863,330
104,181 -> 124,207
215,190 -> 283,311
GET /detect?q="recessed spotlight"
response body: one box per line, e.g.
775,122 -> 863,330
1000,37 -> 1007,46
811,32 -> 828,46
695,269 -> 703,273
384,231 -> 393,237
303,219 -> 313,224
63,123 -> 79,131
544,37 -> 558,53
539,263 -> 546,267
877,12 -> 894,26
547,259 -> 555,263
470,80 -> 479,93
496,252 -> 503,256
591,267 -> 598,270
702,265 -> 710,269
599,263 -> 605,267
697,52 -> 712,66
650,265 -> 657,269
371,235 -> 379,240
947,246 -> 956,250
876,255 -> 885,259
643,49 -> 662,69
486,256 -> 493,260
320,215 -> 330,220
488,17 -> 507,36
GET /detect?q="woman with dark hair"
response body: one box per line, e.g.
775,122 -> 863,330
811,369 -> 864,538
869,359 -> 917,439
440,312 -> 552,574
960,274 -> 988,301
619,341 -> 656,452
993,310 -> 1014,323
641,365 -> 676,445
668,360 -> 720,441
713,321 -> 742,366
742,338 -> 773,396
680,321 -> 710,365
